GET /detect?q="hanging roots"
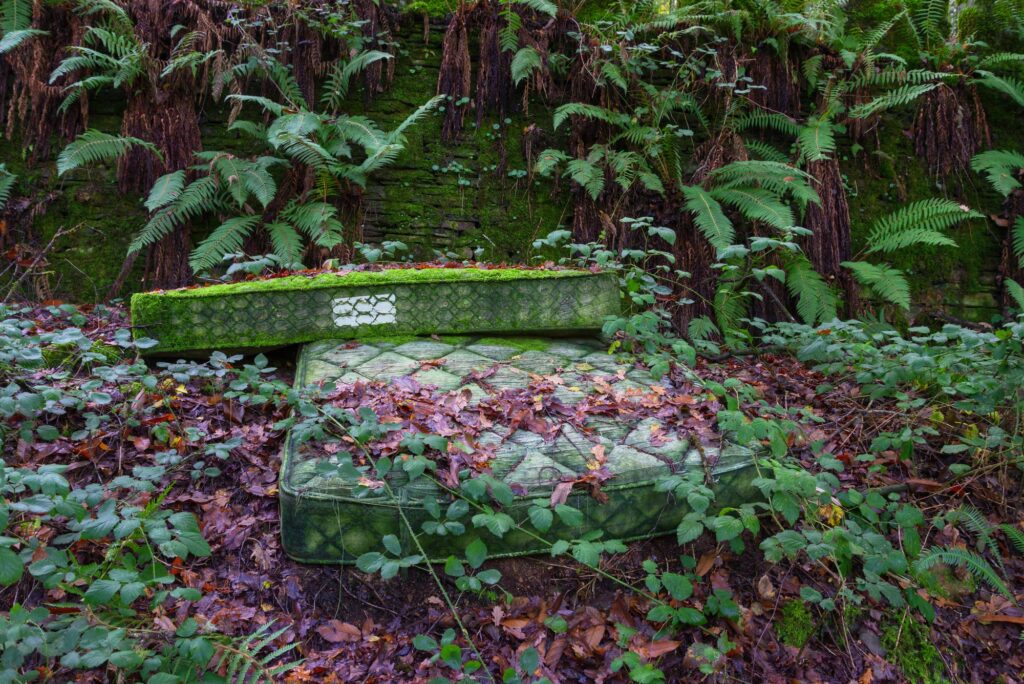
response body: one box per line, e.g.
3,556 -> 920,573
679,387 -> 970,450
0,2 -> 87,162
437,8 -> 471,142
804,156 -> 856,311
912,83 -> 990,180
747,47 -> 802,118
474,2 -> 514,127
353,0 -> 397,103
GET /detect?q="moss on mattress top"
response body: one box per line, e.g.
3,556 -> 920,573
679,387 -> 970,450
130,266 -> 619,354
132,267 -> 595,301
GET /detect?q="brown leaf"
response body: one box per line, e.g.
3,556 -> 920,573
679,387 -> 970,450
550,480 -> 574,507
696,550 -> 716,577
635,639 -> 681,659
316,620 -> 362,643
977,613 -> 1024,625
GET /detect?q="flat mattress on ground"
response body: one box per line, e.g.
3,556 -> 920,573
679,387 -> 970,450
131,268 -> 619,354
279,336 -> 756,563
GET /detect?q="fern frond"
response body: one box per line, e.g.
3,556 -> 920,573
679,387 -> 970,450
713,186 -> 795,230
0,0 -> 32,32
785,254 -> 837,324
0,165 -> 15,210
857,8 -> 908,51
130,175 -> 226,254
973,72 -> 1024,107
733,110 -> 800,137
975,51 -> 1024,70
1006,279 -> 1024,311
681,185 -> 734,250
744,139 -> 791,163
552,102 -> 630,130
514,0 -> 557,17
511,46 -> 542,86
320,50 -> 392,110
1001,524 -> 1024,555
56,131 -> 160,176
0,27 -> 46,54
281,201 -> 344,249
212,620 -> 302,684
265,221 -> 304,268
1012,217 -> 1024,266
971,149 -> 1024,196
914,546 -> 1012,599
797,115 -> 836,162
849,83 -> 939,118
145,170 -> 186,212
567,158 -> 605,200
866,199 -> 980,254
842,261 -> 911,309
190,215 -> 261,273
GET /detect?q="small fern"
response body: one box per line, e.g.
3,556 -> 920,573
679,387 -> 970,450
206,620 -> 302,684
914,546 -> 1013,599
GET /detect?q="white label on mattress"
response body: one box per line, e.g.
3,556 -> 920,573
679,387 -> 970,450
331,293 -> 397,327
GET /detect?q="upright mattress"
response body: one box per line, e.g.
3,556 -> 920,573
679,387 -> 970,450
131,268 -> 619,354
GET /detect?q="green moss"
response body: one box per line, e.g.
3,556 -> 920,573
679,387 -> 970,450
475,336 -> 551,352
135,267 -> 592,300
880,614 -> 948,684
41,341 -> 123,368
401,0 -> 455,17
359,334 -> 470,346
774,600 -> 816,648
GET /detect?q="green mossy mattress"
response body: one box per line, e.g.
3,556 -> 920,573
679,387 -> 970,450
131,268 -> 619,354
280,336 -> 757,564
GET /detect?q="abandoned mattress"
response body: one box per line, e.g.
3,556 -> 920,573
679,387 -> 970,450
130,268 -> 619,354
279,336 -> 756,564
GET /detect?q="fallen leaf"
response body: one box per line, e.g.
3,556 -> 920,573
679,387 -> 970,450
316,620 -> 361,643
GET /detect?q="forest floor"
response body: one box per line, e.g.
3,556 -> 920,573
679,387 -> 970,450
2,302 -> 1022,683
